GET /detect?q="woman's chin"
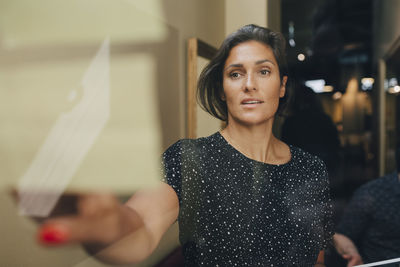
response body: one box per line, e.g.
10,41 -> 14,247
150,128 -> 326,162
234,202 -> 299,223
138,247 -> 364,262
230,116 -> 274,127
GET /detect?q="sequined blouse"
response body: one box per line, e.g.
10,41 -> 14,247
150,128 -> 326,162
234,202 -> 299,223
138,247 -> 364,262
162,132 -> 334,266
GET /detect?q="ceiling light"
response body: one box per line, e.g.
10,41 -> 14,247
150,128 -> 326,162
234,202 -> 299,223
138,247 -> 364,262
385,78 -> 399,92
389,78 -> 398,87
297,53 -> 305,61
361,77 -> 374,90
388,85 -> 400,94
305,79 -> 325,93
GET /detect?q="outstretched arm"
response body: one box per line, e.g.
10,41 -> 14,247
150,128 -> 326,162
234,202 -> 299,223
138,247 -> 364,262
38,182 -> 179,265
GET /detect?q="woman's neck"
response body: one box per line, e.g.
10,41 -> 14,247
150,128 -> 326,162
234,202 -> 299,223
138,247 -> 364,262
220,122 -> 290,165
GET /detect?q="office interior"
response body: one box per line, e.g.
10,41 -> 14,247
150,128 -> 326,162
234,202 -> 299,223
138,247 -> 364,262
0,0 -> 399,266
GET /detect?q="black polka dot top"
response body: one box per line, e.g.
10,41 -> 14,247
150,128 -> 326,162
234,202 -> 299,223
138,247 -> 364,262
162,132 -> 334,266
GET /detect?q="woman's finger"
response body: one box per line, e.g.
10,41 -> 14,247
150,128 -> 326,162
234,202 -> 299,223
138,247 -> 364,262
38,208 -> 122,245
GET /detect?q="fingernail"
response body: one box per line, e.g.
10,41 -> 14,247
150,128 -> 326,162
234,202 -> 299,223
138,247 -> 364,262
38,225 -> 69,244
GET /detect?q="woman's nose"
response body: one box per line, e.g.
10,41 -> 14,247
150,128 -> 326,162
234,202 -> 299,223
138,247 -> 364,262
244,74 -> 256,91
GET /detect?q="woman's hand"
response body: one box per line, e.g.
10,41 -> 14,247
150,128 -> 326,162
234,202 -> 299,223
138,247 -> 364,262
35,183 -> 179,264
38,193 -> 140,246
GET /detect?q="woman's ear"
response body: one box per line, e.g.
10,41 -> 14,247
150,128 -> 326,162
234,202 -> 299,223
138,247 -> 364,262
280,76 -> 288,98
220,90 -> 226,101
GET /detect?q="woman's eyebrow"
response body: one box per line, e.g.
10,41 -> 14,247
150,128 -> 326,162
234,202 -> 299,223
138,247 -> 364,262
225,63 -> 243,70
225,59 -> 275,70
255,59 -> 275,65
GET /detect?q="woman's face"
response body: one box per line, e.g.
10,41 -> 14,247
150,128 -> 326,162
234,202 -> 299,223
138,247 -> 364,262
222,40 -> 287,126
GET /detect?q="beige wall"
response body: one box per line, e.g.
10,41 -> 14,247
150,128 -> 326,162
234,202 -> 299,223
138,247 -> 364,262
0,0 -> 225,266
225,0 -> 268,34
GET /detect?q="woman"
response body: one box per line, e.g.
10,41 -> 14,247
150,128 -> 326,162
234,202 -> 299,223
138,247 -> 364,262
38,25 -> 333,266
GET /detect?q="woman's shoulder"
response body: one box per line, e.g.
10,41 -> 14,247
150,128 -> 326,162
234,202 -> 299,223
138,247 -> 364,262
289,145 -> 327,171
163,132 -> 220,158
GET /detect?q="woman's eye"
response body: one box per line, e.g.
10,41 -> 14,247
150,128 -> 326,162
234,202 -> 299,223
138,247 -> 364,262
230,72 -> 241,78
260,69 -> 270,75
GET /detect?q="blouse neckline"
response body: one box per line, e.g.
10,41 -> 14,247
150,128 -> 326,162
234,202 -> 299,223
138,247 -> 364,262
215,131 -> 293,168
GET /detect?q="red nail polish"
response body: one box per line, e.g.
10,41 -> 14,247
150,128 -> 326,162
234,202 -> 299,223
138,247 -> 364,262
38,225 -> 69,244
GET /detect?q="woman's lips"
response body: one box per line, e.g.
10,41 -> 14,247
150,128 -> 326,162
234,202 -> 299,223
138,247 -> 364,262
241,99 -> 264,105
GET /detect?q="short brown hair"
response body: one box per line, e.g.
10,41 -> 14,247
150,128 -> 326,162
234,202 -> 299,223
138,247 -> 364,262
197,24 -> 290,121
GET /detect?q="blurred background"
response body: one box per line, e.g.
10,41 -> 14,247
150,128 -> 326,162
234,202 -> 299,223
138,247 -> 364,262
279,0 -> 399,224
0,0 -> 399,266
